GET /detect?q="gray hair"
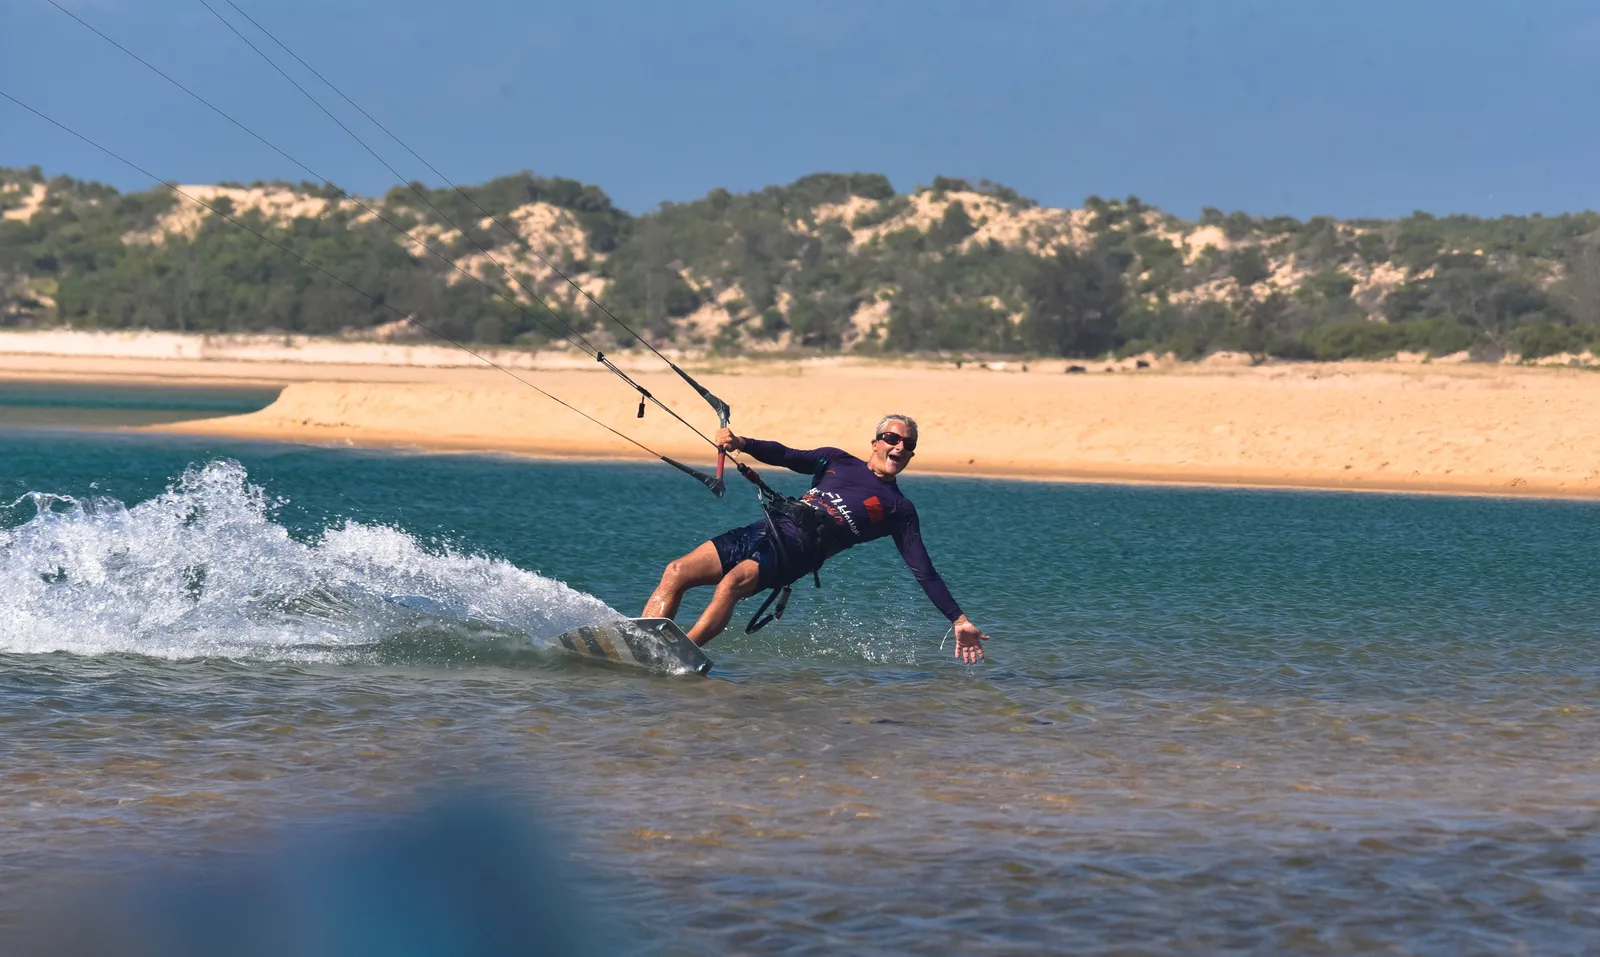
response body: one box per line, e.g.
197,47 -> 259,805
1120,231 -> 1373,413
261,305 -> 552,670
874,414 -> 919,442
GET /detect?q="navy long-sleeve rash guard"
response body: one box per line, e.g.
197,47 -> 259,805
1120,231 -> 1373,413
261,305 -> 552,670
742,438 -> 964,623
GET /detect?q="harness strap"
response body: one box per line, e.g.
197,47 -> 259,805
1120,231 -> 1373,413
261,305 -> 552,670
737,461 -> 830,633
744,584 -> 791,634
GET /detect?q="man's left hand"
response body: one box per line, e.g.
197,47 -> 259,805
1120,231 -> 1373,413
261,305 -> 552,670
953,616 -> 989,664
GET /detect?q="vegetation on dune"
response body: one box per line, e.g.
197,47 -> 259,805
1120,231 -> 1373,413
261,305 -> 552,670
4,164 -> 1600,362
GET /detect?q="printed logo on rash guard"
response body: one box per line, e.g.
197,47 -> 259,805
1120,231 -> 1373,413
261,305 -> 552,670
803,488 -> 861,536
863,496 -> 885,523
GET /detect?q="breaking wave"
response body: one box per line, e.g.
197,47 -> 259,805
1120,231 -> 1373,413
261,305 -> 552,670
0,460 -> 619,664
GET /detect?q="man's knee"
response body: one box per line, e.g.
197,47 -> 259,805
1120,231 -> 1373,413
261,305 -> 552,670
659,555 -> 693,588
662,544 -> 723,590
720,560 -> 762,599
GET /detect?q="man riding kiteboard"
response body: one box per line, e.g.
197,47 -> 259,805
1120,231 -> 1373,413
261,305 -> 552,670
642,414 -> 991,663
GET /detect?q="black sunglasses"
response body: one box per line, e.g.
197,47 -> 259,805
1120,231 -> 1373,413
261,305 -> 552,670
876,432 -> 916,451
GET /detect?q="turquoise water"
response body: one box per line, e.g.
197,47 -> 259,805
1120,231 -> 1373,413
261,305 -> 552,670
4,427 -> 1600,954
0,379 -> 281,427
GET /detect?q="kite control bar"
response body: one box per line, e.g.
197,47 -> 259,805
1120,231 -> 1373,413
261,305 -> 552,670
715,404 -> 731,495
666,361 -> 731,499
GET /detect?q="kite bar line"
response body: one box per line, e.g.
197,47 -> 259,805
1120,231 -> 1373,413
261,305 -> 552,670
34,0 -> 734,494
191,0 -> 722,457
0,87 -> 725,494
207,0 -> 733,448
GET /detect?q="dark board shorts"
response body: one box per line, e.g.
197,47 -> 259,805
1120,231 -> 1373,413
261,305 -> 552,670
710,519 -> 812,591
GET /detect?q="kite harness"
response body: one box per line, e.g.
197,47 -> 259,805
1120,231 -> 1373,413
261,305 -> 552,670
735,460 -> 840,634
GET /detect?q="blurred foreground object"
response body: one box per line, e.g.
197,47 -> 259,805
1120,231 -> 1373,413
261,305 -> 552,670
26,794 -> 607,957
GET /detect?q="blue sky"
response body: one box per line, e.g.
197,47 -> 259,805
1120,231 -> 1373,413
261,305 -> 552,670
2,0 -> 1598,219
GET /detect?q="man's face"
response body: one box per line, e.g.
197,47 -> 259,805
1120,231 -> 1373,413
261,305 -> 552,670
873,420 -> 916,476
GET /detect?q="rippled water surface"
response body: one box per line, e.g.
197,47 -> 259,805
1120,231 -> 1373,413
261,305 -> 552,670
4,426 -> 1600,954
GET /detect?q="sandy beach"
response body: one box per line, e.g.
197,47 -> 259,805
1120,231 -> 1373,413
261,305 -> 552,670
3,331 -> 1598,498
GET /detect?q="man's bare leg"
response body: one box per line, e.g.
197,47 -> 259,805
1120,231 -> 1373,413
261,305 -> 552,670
641,540 -> 724,621
686,559 -> 762,646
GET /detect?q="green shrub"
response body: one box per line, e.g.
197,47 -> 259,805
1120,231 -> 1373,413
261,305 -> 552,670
928,201 -> 977,249
710,321 -> 744,355
474,316 -> 504,344
757,307 -> 787,339
1230,248 -> 1270,289
1396,316 -> 1478,356
1301,320 -> 1411,359
1510,322 -> 1592,359
1295,316 -> 1478,359
1222,211 -> 1256,241
850,196 -> 909,230
1302,269 -> 1356,301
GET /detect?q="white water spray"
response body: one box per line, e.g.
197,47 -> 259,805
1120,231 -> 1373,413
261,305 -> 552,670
0,460 -> 618,663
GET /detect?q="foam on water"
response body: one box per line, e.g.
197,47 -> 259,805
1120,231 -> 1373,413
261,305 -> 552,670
0,460 -> 619,662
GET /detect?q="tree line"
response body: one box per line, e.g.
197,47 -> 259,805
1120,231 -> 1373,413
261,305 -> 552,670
4,165 -> 1600,361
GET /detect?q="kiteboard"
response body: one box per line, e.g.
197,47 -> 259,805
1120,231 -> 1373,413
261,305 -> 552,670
553,617 -> 713,676
378,596 -> 710,676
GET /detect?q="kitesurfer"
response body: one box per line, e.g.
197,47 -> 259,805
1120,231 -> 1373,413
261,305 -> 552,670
642,415 -> 991,662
